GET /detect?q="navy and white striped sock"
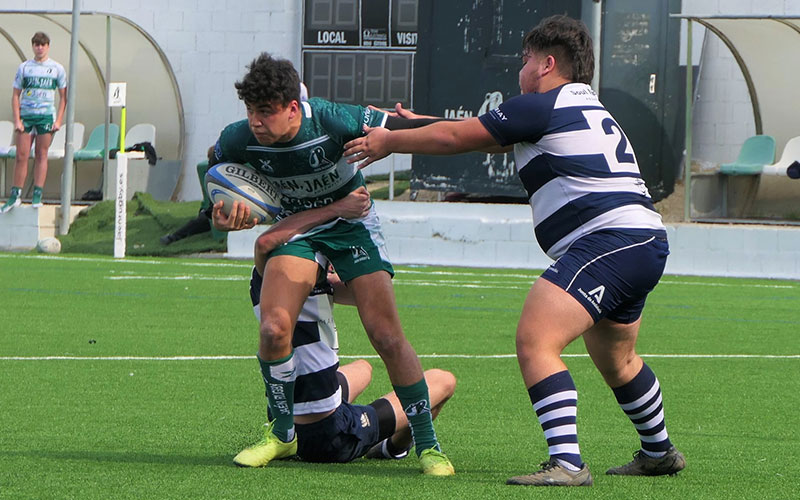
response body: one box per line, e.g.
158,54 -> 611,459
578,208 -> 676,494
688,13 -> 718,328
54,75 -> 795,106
612,363 -> 673,457
528,370 -> 583,470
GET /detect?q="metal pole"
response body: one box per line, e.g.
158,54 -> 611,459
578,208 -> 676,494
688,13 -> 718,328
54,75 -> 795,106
59,0 -> 80,235
590,0 -> 602,93
388,156 -> 395,201
683,19 -> 693,222
103,15 -> 111,199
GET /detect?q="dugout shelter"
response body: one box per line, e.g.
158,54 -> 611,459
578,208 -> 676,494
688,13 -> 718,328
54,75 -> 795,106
0,11 -> 184,200
677,15 -> 800,220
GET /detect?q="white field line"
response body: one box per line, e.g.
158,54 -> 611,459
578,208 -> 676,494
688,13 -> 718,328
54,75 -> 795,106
4,253 -> 796,289
107,275 -> 246,281
102,274 -> 798,290
0,253 -> 251,268
1,353 -> 797,361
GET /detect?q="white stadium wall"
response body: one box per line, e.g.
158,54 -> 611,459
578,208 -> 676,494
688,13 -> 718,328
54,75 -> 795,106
3,0 -> 798,200
227,201 -> 800,280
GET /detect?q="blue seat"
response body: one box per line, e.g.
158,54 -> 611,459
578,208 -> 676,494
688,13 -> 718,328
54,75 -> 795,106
719,135 -> 776,175
74,123 -> 120,161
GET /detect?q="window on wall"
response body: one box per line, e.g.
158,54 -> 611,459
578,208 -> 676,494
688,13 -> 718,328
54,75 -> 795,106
302,0 -> 418,109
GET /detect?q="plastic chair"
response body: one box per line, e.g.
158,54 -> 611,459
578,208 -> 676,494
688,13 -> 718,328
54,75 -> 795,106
0,120 -> 13,195
718,135 -> 776,217
125,123 -> 156,148
47,122 -> 86,159
719,135 -> 776,175
73,123 -> 120,161
762,136 -> 800,179
0,120 -> 14,157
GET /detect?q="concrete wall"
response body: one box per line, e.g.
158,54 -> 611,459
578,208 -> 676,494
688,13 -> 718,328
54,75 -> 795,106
227,201 -> 800,280
0,203 -> 83,249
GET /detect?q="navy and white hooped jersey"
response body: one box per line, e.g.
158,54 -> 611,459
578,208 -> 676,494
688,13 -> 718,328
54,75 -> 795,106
478,83 -> 665,260
250,267 -> 341,416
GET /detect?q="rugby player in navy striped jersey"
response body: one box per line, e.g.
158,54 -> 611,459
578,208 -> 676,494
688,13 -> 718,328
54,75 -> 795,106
344,14 -> 685,487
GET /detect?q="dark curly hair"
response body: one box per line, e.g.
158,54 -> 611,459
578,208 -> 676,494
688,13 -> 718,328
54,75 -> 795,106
523,15 -> 594,85
235,53 -> 300,108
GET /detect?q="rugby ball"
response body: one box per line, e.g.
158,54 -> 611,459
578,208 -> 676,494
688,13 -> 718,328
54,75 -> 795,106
37,237 -> 61,254
204,162 -> 281,224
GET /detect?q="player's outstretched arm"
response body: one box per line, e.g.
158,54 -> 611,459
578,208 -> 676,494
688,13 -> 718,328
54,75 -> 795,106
369,102 -> 435,120
253,187 -> 371,275
343,117 -> 502,169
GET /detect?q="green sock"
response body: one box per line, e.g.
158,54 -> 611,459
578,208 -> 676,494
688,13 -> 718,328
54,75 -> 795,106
258,352 -> 296,442
394,378 -> 440,456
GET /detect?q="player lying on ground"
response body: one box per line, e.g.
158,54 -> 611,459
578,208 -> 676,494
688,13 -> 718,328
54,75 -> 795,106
343,15 -> 685,487
235,261 -> 455,465
211,53 -> 455,475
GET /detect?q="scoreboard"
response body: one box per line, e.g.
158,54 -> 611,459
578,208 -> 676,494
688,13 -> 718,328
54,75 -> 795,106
301,0 -> 417,109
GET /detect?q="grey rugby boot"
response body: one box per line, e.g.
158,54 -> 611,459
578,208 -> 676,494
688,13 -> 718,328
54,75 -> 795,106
606,446 -> 686,476
507,459 -> 593,486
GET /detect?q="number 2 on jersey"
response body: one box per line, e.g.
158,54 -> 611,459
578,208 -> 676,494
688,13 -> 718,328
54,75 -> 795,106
580,109 -> 638,174
601,117 -> 635,165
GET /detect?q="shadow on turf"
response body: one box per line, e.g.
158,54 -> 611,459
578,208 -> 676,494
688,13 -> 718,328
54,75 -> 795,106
3,450 -> 456,478
4,449 -> 232,467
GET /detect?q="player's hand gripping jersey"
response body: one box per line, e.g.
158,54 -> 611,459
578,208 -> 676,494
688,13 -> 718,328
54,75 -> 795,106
478,83 -> 665,260
213,98 -> 387,216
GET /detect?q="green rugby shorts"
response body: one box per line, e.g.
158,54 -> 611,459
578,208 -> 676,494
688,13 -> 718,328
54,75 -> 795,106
21,115 -> 54,135
269,210 -> 394,282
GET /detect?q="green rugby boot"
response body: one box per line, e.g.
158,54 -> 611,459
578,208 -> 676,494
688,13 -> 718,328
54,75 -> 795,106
31,187 -> 43,208
233,421 -> 297,467
419,448 -> 455,476
1,194 -> 21,213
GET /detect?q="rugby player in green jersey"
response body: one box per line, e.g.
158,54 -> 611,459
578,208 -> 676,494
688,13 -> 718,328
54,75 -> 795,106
2,32 -> 66,213
211,53 -> 454,475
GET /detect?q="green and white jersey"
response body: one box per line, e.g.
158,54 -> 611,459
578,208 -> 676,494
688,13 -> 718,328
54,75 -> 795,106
13,59 -> 67,118
213,97 -> 387,215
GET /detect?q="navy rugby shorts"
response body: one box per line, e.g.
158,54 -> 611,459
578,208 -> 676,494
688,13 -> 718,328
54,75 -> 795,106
540,229 -> 669,324
295,402 -> 382,463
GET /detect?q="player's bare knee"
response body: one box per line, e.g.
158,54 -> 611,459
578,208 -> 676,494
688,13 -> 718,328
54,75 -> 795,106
365,328 -> 407,357
354,359 -> 373,376
258,316 -> 292,348
428,369 -> 457,396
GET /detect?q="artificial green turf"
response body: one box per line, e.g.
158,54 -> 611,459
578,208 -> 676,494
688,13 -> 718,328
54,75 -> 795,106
1,254 -> 798,499
54,178 -> 408,259
369,180 -> 410,199
58,192 -> 226,257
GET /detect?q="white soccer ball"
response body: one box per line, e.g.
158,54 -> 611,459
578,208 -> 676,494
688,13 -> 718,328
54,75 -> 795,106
37,237 -> 61,254
204,162 -> 282,224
